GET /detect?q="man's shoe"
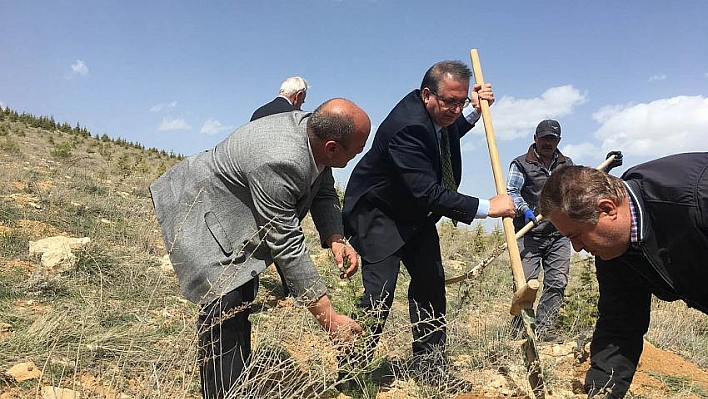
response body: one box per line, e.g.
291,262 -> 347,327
535,326 -> 564,344
334,379 -> 361,394
538,331 -> 564,344
334,372 -> 360,393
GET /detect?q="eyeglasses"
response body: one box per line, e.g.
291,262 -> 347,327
428,89 -> 471,110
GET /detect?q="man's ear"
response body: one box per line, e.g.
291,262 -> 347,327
323,140 -> 338,157
422,87 -> 431,104
597,198 -> 618,218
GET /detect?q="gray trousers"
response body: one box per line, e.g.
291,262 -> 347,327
518,234 -> 571,333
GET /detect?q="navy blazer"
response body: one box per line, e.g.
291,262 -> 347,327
250,97 -> 297,121
343,89 -> 480,263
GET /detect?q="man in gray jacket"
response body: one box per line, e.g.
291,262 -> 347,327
150,98 -> 369,399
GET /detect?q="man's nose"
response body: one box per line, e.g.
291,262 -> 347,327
570,239 -> 584,252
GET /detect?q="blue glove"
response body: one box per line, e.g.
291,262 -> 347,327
524,208 -> 538,225
605,150 -> 623,171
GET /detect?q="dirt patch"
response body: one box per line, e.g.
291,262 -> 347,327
13,299 -> 53,314
570,339 -> 708,399
630,340 -> 708,397
4,259 -> 35,273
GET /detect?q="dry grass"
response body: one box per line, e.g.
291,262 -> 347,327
1,114 -> 706,399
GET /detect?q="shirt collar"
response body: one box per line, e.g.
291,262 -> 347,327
306,137 -> 325,185
532,145 -> 558,167
278,95 -> 294,105
624,181 -> 642,246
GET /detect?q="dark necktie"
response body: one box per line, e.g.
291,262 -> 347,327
440,127 -> 457,191
440,127 -> 458,226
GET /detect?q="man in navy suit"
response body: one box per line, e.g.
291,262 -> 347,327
250,76 -> 309,296
251,76 -> 308,122
342,60 -> 515,384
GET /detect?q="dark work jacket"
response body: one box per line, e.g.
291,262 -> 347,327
250,97 -> 297,121
586,152 -> 708,398
343,89 -> 480,263
511,145 -> 572,235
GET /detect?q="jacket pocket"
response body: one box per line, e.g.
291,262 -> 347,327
204,211 -> 234,256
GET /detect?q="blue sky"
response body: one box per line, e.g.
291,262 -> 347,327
2,1 -> 708,231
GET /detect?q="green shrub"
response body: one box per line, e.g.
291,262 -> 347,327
0,202 -> 22,225
0,137 -> 20,153
50,141 -> 73,158
556,257 -> 598,334
74,243 -> 117,276
0,234 -> 28,260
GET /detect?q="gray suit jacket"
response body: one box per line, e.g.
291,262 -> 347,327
150,112 -> 342,305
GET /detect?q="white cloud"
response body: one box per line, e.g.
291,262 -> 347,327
71,59 -> 89,76
200,118 -> 232,135
569,95 -> 708,166
158,118 -> 191,132
560,142 -> 600,164
486,85 -> 587,140
648,74 -> 667,82
460,140 -> 476,153
593,95 -> 708,156
0,101 -> 5,110
150,101 -> 178,113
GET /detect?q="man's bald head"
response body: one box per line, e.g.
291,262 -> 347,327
308,98 -> 371,168
307,98 -> 370,143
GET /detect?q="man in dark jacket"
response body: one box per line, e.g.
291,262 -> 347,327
250,76 -> 308,122
342,60 -> 515,385
539,153 -> 708,398
250,76 -> 309,296
506,119 -> 573,340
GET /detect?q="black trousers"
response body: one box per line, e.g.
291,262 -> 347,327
197,279 -> 256,399
359,222 -> 447,357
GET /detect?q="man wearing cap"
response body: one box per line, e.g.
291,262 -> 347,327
506,119 -> 573,340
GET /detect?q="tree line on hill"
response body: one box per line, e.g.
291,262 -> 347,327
0,105 -> 183,159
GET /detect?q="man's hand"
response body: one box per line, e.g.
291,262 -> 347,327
524,208 -> 538,225
308,295 -> 364,345
327,235 -> 359,279
488,194 -> 515,218
326,313 -> 364,345
471,82 -> 495,113
605,150 -> 623,172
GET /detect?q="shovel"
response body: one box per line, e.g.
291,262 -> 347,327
470,48 -> 545,398
444,154 -> 618,285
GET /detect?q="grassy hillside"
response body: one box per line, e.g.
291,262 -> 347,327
1,109 -> 706,399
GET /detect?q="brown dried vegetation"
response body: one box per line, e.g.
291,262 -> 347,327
0,111 -> 706,398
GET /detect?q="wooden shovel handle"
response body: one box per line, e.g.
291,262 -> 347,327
470,49 -> 537,315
